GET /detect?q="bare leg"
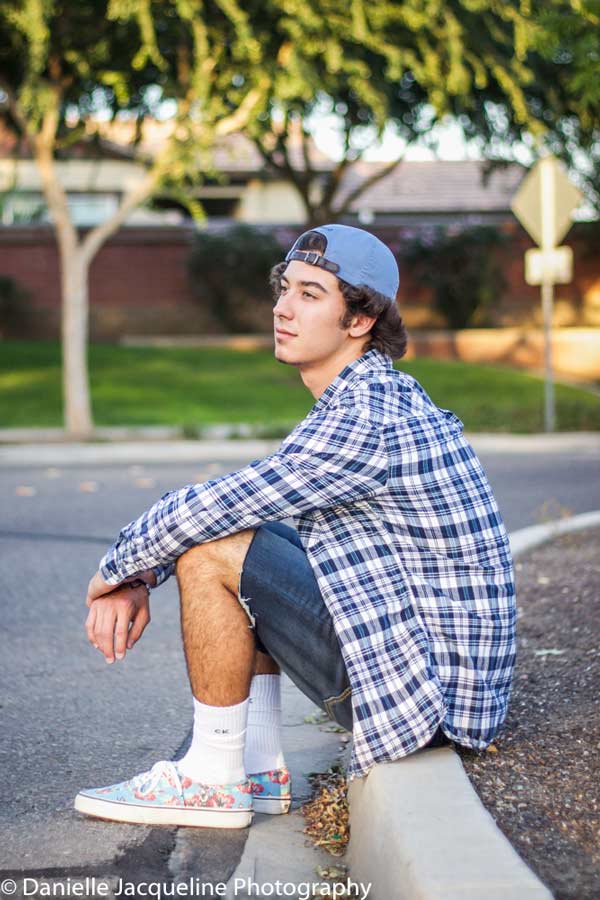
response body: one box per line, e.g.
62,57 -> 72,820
255,650 -> 280,675
175,530 -> 279,704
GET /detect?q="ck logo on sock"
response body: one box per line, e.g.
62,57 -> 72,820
214,729 -> 230,734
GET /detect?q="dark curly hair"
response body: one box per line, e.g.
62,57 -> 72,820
270,230 -> 408,360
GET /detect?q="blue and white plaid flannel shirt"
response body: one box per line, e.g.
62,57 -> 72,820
100,348 -> 516,782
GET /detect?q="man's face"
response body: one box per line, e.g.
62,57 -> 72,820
272,259 -> 352,368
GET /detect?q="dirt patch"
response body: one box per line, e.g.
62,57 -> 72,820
457,526 -> 600,900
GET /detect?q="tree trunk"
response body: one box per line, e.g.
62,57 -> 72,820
60,244 -> 93,439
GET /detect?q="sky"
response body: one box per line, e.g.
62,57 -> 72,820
309,115 -> 487,163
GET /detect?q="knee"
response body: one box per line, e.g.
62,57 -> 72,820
174,530 -> 256,584
175,542 -> 216,582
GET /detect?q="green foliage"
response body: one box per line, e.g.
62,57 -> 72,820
1,341 -> 599,433
187,225 -> 284,332
403,226 -> 507,330
246,1 -> 600,220
451,1 -> 600,212
0,275 -> 32,336
1,1 -> 597,217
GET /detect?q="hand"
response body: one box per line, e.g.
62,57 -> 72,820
86,569 -> 157,609
85,582 -> 151,664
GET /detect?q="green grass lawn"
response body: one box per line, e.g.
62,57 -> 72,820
1,340 -> 599,433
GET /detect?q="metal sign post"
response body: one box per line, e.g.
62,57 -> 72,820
511,156 -> 583,432
540,158 -> 556,433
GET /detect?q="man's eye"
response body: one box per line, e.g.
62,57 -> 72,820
303,292 -> 316,299
279,283 -> 288,293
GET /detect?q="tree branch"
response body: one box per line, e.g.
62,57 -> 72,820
32,100 -> 78,254
334,154 -> 405,217
214,82 -> 268,137
0,80 -> 30,137
80,158 -> 167,265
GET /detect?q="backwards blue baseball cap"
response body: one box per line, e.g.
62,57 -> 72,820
285,224 -> 399,301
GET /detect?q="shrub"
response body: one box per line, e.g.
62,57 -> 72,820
403,226 -> 507,329
187,225 -> 284,332
0,275 -> 33,337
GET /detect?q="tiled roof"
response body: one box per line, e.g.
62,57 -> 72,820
0,117 -> 525,213
338,160 -> 526,213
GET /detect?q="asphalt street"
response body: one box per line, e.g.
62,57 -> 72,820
1,443 -> 599,886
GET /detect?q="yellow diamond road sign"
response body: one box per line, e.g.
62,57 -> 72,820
511,156 -> 583,248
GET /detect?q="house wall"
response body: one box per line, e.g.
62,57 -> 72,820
236,179 -> 307,224
1,222 -> 599,341
0,158 -> 149,194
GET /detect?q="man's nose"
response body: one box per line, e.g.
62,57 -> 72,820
274,293 -> 292,319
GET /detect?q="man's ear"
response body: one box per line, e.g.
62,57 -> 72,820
348,313 -> 377,339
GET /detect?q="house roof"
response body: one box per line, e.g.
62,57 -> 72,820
0,116 -> 525,214
338,159 -> 526,214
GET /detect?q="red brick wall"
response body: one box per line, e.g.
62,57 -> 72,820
0,225 -> 222,339
1,221 -> 598,339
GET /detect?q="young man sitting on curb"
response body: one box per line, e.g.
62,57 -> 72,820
76,224 -> 516,829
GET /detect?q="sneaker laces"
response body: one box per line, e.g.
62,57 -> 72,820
129,761 -> 181,796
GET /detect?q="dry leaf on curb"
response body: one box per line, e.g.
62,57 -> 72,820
316,865 -> 348,880
301,767 -> 349,857
304,711 -> 329,725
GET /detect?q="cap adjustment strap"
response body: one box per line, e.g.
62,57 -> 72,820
287,250 -> 340,275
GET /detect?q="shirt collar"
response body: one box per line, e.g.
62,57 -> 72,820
310,348 -> 393,414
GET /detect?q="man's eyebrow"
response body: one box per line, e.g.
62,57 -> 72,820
280,274 -> 329,294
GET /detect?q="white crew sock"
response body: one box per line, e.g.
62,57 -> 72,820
177,696 -> 249,785
243,674 -> 286,774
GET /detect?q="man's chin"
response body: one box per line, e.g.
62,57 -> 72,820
273,347 -> 302,368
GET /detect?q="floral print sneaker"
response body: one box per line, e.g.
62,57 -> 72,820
248,766 -> 291,814
74,760 -> 253,829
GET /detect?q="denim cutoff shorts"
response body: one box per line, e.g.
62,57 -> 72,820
237,521 -> 449,748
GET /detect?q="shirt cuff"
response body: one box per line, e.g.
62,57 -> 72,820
153,563 -> 175,587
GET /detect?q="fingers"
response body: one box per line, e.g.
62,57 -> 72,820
85,604 -> 99,650
93,600 -> 121,664
114,605 -> 132,661
85,587 -> 150,663
127,604 -> 151,650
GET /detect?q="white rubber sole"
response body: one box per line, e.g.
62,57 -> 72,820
74,793 -> 253,829
252,795 -> 291,815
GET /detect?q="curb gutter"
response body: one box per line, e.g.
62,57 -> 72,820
347,510 -> 600,900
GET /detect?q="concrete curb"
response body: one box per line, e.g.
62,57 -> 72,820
509,509 -> 600,558
347,511 -> 600,900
